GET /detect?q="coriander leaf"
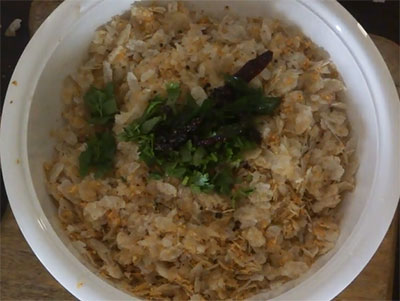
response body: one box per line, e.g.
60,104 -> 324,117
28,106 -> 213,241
231,158 -> 242,168
213,167 -> 235,195
119,122 -> 140,141
119,97 -> 165,142
79,131 -> 116,178
190,171 -> 213,191
84,83 -> 118,125
149,172 -> 163,180
143,97 -> 164,119
190,185 -> 202,194
193,147 -> 206,166
94,160 -> 113,178
166,82 -> 180,106
173,95 -> 200,126
162,161 -> 187,179
231,186 -> 254,208
180,140 -> 193,163
182,176 -> 189,186
168,167 -> 186,179
141,116 -> 162,134
163,161 -> 177,174
234,187 -> 254,199
197,151 -> 218,170
190,171 -> 208,186
224,75 -> 281,116
256,96 -> 281,115
225,147 -> 233,161
138,134 -> 155,165
209,152 -> 218,162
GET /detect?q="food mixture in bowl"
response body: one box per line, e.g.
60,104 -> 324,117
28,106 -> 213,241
45,2 -> 357,299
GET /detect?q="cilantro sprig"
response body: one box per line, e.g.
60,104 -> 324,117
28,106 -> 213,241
79,131 -> 116,178
84,83 -> 118,125
79,83 -> 118,178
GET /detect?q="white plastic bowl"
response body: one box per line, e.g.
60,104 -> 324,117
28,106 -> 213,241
1,0 -> 399,300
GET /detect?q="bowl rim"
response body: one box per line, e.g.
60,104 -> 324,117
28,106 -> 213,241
1,0 -> 399,300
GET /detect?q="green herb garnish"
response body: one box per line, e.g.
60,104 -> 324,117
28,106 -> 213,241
84,82 -> 118,125
120,77 -> 281,201
78,51 -> 280,205
231,187 -> 255,208
79,131 -> 116,178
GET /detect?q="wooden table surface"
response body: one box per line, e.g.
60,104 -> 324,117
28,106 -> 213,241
1,2 -> 399,299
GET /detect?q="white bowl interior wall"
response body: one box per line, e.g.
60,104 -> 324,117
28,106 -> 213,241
3,0 -> 396,300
